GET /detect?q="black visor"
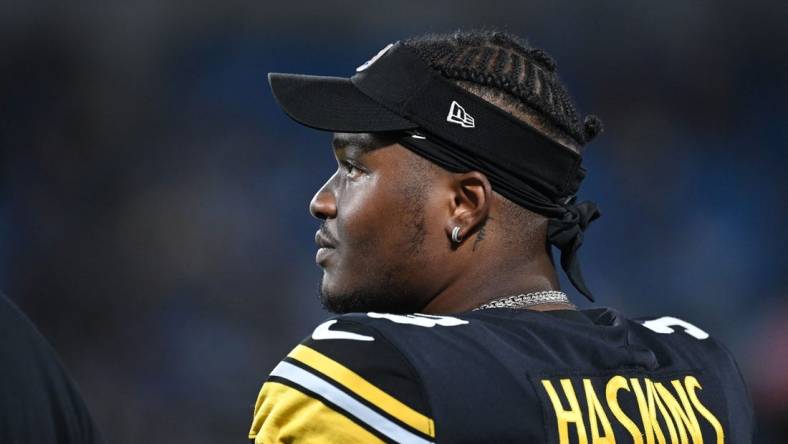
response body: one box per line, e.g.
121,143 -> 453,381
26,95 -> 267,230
269,42 -> 583,199
268,74 -> 418,132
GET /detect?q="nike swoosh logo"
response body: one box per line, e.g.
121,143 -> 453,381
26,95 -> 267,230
311,320 -> 375,342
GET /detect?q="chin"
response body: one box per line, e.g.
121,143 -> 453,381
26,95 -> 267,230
319,292 -> 362,314
317,278 -> 367,314
317,274 -> 349,313
318,275 -> 421,315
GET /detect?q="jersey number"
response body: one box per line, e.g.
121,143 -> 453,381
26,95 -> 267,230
641,316 -> 709,340
367,312 -> 469,327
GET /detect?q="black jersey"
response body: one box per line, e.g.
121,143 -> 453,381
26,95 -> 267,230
249,308 -> 753,443
0,293 -> 102,443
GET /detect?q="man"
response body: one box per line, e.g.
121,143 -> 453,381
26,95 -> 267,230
250,31 -> 753,443
0,291 -> 102,443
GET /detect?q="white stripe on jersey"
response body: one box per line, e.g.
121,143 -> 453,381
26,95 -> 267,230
270,361 -> 434,444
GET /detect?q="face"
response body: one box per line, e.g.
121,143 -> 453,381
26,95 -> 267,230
310,132 -> 443,314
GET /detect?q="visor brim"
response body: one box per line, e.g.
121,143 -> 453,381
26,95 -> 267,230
268,73 -> 418,133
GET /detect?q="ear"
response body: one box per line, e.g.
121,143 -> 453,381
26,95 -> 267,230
445,171 -> 492,243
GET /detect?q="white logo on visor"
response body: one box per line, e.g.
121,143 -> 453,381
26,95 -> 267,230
446,101 -> 475,128
356,43 -> 394,72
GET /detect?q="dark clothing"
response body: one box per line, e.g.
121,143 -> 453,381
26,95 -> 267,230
250,308 -> 754,443
0,292 -> 101,443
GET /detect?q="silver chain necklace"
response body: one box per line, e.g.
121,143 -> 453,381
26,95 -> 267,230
473,290 -> 573,311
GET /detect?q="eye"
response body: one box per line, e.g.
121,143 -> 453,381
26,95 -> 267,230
342,161 -> 363,179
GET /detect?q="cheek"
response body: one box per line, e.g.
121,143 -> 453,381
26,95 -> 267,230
337,182 -> 388,249
335,175 -> 411,259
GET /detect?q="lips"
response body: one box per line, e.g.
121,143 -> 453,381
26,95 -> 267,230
315,230 -> 338,265
315,230 -> 336,249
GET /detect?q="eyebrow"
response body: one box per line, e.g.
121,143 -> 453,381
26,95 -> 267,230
332,135 -> 374,153
331,136 -> 378,156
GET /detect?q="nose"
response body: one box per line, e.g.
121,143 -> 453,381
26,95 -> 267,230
309,175 -> 337,220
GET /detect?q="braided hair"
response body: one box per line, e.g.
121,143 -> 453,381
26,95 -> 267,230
403,30 -> 602,149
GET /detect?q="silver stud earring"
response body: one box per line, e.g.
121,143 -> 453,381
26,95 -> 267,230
451,226 -> 463,243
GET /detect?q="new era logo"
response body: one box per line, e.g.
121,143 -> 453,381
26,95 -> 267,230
446,101 -> 475,128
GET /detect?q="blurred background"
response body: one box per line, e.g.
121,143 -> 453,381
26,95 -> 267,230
1,1 -> 786,442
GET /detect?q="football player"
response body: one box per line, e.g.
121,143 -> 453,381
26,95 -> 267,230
249,30 -> 754,443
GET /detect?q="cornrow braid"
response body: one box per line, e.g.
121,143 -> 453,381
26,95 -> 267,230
403,30 -> 602,147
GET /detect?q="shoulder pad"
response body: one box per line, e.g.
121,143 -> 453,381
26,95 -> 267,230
249,316 -> 436,443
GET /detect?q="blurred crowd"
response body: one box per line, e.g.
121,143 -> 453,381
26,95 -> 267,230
1,1 -> 786,442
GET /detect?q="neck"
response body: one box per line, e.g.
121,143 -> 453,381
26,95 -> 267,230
420,249 -> 569,314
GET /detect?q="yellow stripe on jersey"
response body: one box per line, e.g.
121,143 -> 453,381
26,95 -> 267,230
288,344 -> 436,438
249,381 -> 385,444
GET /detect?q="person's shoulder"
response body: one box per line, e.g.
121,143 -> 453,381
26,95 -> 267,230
628,312 -> 754,439
248,313 -> 440,443
608,311 -> 740,371
627,313 -> 734,355
0,293 -> 102,444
